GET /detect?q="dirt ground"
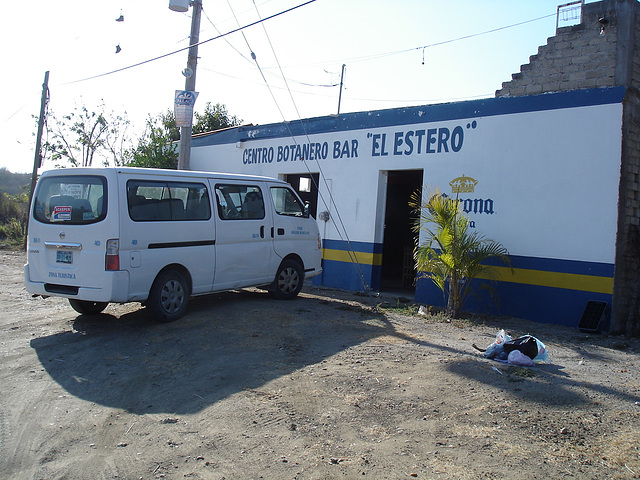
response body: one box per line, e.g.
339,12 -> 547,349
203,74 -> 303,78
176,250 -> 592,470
2,250 -> 640,480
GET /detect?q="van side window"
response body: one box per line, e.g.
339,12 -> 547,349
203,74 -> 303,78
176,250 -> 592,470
270,186 -> 305,217
127,180 -> 210,222
33,175 -> 107,225
215,184 -> 265,220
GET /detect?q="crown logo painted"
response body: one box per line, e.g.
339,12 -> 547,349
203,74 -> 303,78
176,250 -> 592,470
449,175 -> 478,193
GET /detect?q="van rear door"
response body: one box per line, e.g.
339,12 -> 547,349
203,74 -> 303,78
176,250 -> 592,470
27,173 -> 115,295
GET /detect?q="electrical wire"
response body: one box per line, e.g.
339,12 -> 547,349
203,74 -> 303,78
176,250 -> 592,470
198,63 -> 493,105
201,4 -> 337,89
216,2 -> 374,299
201,5 -> 254,65
269,12 -> 558,70
247,0 -> 378,307
230,7 -> 557,306
57,0 -> 317,86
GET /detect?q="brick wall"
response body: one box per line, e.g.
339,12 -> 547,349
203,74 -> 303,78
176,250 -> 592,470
497,0 -> 640,335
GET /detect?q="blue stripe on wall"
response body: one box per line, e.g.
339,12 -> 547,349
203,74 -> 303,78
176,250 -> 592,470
317,239 -> 614,326
485,254 -> 615,277
415,276 -> 612,329
323,239 -> 384,254
192,87 -> 626,148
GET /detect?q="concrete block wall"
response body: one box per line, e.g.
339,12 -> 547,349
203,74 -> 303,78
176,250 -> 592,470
496,2 -> 619,97
496,0 -> 640,335
615,88 -> 640,335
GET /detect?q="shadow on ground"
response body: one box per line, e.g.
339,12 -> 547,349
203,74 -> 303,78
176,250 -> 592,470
31,288 -> 640,416
30,290 -> 391,415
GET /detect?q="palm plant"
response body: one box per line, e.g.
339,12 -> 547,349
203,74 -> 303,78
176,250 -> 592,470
410,188 -> 511,318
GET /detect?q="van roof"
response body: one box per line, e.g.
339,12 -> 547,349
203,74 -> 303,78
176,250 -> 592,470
38,166 -> 289,184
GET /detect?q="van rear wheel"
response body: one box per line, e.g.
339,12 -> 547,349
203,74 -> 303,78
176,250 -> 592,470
148,270 -> 190,322
270,259 -> 304,300
69,299 -> 109,315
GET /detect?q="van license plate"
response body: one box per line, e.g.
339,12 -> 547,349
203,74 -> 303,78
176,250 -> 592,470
56,250 -> 73,264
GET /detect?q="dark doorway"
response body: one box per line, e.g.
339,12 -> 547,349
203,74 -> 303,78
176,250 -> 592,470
380,170 -> 422,290
285,173 -> 319,219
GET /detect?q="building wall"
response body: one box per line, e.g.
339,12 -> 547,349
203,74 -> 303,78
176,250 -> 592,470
498,0 -> 640,335
191,89 -> 625,328
190,0 -> 640,334
614,3 -> 640,335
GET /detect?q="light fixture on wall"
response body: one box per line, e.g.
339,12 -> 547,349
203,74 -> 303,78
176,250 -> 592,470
598,16 -> 609,35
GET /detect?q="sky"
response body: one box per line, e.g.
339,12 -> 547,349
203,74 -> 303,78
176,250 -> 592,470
0,0 -> 591,174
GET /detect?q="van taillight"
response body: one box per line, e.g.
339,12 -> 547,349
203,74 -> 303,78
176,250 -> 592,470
105,239 -> 120,271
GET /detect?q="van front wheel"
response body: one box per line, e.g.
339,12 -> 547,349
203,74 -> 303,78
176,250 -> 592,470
270,259 -> 304,300
69,299 -> 109,315
148,270 -> 190,322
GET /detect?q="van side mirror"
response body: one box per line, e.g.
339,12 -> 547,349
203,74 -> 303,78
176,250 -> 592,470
303,202 -> 310,218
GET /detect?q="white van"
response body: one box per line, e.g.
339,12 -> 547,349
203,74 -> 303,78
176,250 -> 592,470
25,167 -> 323,322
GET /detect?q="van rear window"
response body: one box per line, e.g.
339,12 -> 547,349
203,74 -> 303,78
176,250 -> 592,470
33,175 -> 107,225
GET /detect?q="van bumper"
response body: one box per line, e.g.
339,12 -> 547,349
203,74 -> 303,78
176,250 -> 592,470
24,264 -> 130,303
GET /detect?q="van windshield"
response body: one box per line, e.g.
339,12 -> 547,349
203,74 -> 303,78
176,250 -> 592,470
33,175 -> 107,225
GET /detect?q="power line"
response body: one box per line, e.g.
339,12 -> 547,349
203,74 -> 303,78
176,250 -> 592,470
274,12 -> 558,69
57,0 -> 317,86
245,1 -> 377,303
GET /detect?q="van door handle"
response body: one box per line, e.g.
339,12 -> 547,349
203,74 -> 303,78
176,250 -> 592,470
260,225 -> 265,238
270,227 -> 274,238
277,228 -> 285,236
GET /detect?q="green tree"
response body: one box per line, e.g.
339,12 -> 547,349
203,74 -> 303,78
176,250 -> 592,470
43,103 -> 131,168
411,188 -> 511,318
193,102 -> 241,134
127,103 -> 241,169
0,189 -> 29,247
126,111 -> 179,169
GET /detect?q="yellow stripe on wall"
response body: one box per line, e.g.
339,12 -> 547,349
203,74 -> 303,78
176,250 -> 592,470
324,247 -> 612,295
476,266 -> 613,295
322,248 -> 383,266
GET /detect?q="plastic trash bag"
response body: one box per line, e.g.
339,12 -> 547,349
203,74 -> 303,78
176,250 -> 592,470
504,335 -> 539,359
484,329 -> 512,360
533,338 -> 549,363
508,349 -> 535,366
473,330 -> 549,364
495,329 -> 511,345
504,335 -> 549,363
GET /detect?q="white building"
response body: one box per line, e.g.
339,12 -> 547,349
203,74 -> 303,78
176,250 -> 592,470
190,87 -> 623,328
189,0 -> 640,333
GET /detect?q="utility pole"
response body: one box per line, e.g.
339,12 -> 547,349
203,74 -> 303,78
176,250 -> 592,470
337,64 -> 346,115
177,0 -> 202,170
29,72 -> 49,208
26,71 -> 49,249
